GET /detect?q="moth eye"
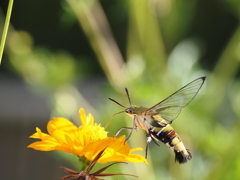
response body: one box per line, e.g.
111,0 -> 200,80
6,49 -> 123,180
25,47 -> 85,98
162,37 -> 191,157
126,109 -> 132,114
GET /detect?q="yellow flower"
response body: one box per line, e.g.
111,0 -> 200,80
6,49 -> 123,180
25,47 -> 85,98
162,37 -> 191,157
28,108 -> 147,164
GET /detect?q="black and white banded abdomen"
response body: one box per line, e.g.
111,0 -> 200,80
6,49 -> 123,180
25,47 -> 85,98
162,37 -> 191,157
150,123 -> 192,164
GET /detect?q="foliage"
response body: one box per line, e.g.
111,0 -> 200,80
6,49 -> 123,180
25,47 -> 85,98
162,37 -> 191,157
1,0 -> 240,179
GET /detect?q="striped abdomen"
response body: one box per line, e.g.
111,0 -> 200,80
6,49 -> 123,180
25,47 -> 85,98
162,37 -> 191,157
150,120 -> 192,164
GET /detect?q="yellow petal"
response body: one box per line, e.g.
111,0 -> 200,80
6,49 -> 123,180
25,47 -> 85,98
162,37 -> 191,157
29,127 -> 53,140
81,137 -> 147,164
117,135 -> 126,142
79,108 -> 87,126
65,132 -> 84,155
130,147 -> 143,153
47,117 -> 78,137
86,113 -> 94,125
28,140 -> 59,151
126,154 -> 149,164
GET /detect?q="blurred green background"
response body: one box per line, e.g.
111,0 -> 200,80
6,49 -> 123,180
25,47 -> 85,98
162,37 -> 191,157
1,0 -> 240,179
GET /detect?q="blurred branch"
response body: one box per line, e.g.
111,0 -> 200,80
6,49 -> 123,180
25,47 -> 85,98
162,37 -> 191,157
127,0 -> 167,75
66,0 -> 126,90
0,0 -> 14,64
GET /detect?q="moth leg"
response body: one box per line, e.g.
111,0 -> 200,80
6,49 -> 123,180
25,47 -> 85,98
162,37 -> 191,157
150,134 -> 160,146
145,130 -> 161,158
124,115 -> 137,142
145,136 -> 152,158
113,115 -> 137,143
113,127 -> 135,137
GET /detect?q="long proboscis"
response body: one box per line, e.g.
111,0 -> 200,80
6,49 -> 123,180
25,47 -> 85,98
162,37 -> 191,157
105,110 -> 126,129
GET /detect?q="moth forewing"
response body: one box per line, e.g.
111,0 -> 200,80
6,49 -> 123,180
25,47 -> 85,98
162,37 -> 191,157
143,76 -> 206,123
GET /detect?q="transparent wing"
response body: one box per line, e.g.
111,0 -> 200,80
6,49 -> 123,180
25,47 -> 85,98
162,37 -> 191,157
144,77 -> 206,123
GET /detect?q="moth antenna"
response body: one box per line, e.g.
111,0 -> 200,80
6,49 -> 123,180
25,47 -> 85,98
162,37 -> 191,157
125,88 -> 132,106
108,98 -> 127,108
105,110 -> 125,129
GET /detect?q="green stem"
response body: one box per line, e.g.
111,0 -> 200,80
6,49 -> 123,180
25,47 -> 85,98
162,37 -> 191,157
65,0 -> 125,90
0,0 -> 14,64
78,156 -> 90,171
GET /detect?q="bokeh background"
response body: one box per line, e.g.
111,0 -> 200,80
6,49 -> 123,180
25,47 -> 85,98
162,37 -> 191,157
1,0 -> 240,179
